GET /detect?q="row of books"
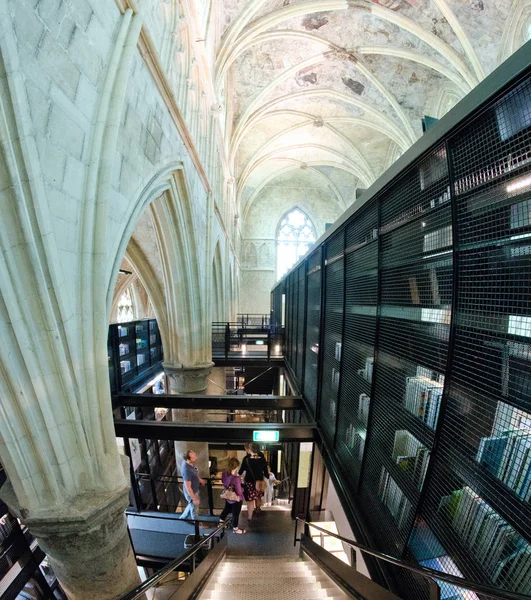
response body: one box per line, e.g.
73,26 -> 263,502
120,360 -> 132,374
438,486 -> 531,592
476,429 -> 531,501
358,393 -> 370,427
405,376 -> 443,430
454,148 -> 531,196
357,356 -> 374,384
392,430 -> 430,490
378,468 -> 412,530
345,423 -> 366,462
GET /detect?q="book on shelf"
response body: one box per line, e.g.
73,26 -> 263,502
476,435 -> 509,476
423,225 -> 452,253
358,393 -> 370,426
331,368 -> 340,391
120,360 -> 131,374
405,376 -> 443,429
476,429 -> 531,499
379,468 -> 411,529
357,356 -> 374,383
439,485 -> 531,591
119,343 -> 129,357
392,430 -> 430,489
353,432 -> 365,462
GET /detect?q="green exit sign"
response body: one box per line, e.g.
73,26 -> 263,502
253,430 -> 279,443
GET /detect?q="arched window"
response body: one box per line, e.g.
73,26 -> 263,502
117,288 -> 135,323
276,208 -> 316,279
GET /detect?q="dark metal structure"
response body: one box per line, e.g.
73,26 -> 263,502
273,41 -> 531,599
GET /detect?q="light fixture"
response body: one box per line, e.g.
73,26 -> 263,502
119,268 -> 132,275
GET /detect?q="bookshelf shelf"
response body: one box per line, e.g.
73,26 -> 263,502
108,318 -> 164,393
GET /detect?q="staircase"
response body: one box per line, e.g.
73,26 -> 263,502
199,555 -> 352,599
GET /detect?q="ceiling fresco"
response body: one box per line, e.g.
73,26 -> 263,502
215,0 -> 524,216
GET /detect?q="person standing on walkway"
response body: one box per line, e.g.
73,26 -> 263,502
219,457 -> 246,534
179,450 -> 205,520
239,443 -> 268,524
263,465 -> 280,507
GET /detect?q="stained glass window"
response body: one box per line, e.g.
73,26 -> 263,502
276,208 -> 316,279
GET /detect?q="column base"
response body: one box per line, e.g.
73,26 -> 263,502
164,362 -> 214,394
1,456 -> 142,600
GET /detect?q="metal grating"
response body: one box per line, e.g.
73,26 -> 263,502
272,66 -> 531,600
336,203 -> 379,492
304,265 -> 322,416
413,75 -> 531,598
319,231 -> 345,445
296,264 -> 306,383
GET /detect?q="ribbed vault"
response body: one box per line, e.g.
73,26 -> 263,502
216,0 -> 527,216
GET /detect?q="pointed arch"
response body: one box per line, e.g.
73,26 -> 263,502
107,163 -> 208,367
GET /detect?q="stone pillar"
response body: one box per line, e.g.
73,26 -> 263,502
164,363 -> 214,512
1,458 -> 142,600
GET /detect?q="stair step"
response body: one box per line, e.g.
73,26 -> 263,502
214,574 -> 324,583
206,579 -> 337,589
200,590 -> 333,600
224,556 -> 303,561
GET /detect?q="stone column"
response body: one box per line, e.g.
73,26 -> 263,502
165,363 -> 214,511
1,458 -> 142,600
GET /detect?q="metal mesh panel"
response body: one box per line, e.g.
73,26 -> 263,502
361,146 -> 452,556
414,75 -> 531,598
292,272 -> 300,374
304,262 -> 322,416
274,66 -> 531,599
319,231 -> 345,445
296,264 -> 306,384
336,203 -> 379,492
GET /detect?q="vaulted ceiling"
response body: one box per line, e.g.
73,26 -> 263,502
215,0 -> 519,219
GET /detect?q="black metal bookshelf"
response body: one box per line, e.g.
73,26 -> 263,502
108,318 -> 163,393
274,42 -> 531,599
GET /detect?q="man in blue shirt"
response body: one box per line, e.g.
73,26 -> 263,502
180,450 -> 205,520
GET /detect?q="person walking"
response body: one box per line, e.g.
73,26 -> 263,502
263,465 -> 280,507
179,450 -> 205,520
239,443 -> 268,524
219,457 -> 246,534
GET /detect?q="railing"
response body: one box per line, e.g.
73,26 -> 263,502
212,321 -> 284,360
133,474 -> 220,515
273,476 -> 292,503
237,314 -> 270,329
294,518 -> 531,600
120,523 -> 226,600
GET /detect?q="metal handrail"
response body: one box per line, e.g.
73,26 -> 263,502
295,518 -> 531,600
119,523 -> 225,600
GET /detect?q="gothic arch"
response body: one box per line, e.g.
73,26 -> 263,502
107,162 -> 208,367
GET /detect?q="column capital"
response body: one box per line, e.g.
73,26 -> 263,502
164,362 -> 214,394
